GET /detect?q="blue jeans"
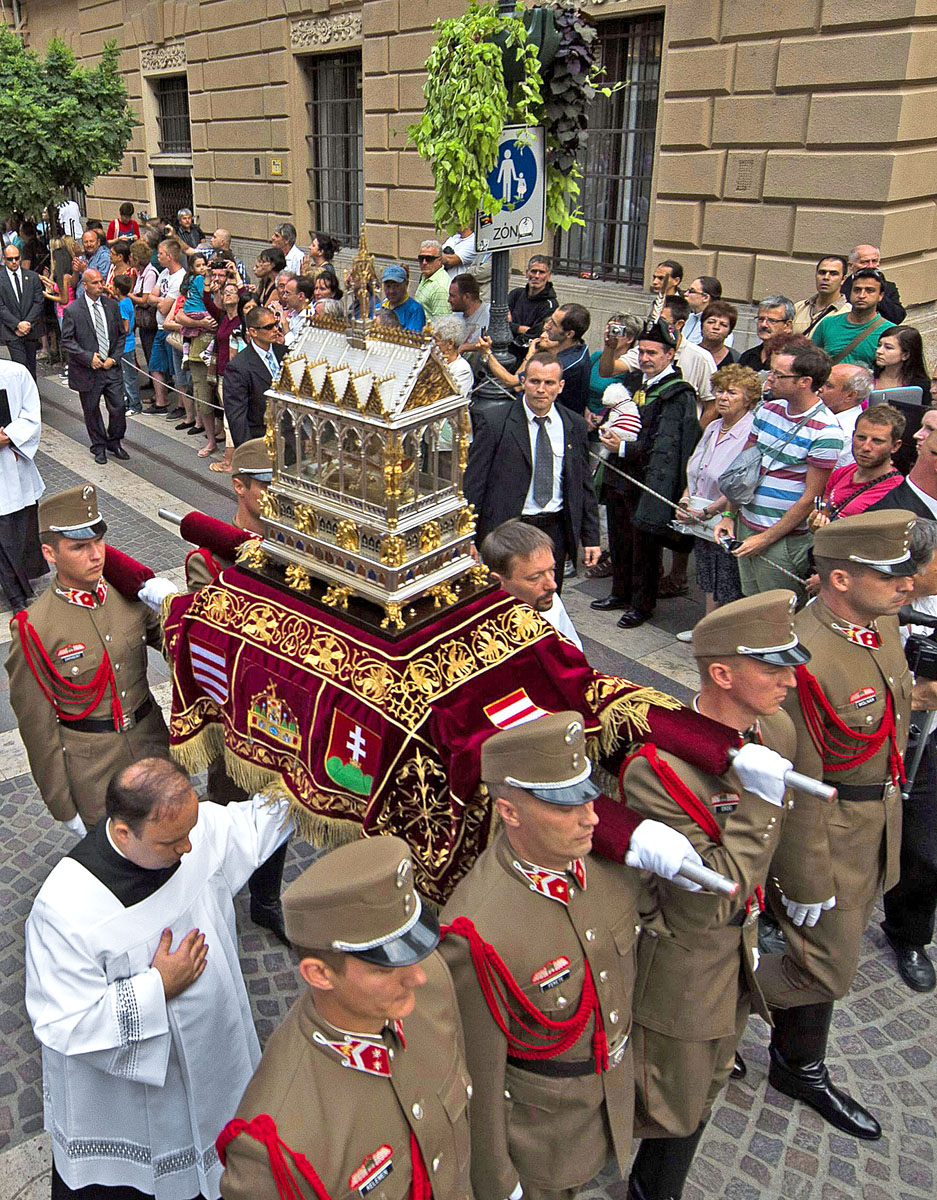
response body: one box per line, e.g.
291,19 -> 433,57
121,351 -> 141,411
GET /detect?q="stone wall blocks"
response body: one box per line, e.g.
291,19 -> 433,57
666,0 -> 722,45
733,40 -> 781,94
712,94 -> 809,146
364,222 -> 398,259
656,150 -> 726,199
388,29 -> 437,74
715,251 -> 756,302
364,150 -> 398,187
365,74 -> 399,113
763,151 -> 893,203
777,31 -> 918,89
664,45 -> 735,97
362,0 -> 399,37
720,0 -> 822,40
660,97 -> 713,151
703,201 -> 795,253
651,200 -> 703,247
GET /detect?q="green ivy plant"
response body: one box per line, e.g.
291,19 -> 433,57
410,2 -> 613,234
409,1 -> 542,234
540,1 -> 604,230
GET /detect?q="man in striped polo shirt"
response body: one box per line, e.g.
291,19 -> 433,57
714,341 -> 843,603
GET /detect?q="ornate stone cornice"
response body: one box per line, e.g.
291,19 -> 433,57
290,13 -> 362,51
140,42 -> 187,73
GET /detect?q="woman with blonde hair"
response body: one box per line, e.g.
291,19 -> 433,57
675,364 -> 761,635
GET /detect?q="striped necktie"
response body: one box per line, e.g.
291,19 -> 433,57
92,301 -> 109,358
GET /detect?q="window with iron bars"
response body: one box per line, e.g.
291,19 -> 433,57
154,75 -> 192,155
552,14 -> 663,284
302,51 -> 363,247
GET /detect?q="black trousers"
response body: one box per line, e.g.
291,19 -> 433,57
519,510 -> 570,595
7,335 -> 39,379
605,489 -> 661,616
0,507 -> 32,609
79,372 -> 127,452
883,730 -> 937,948
52,1163 -> 205,1199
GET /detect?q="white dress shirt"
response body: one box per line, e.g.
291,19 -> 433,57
833,405 -> 861,467
284,244 -> 305,274
522,400 -> 564,515
252,341 -> 280,377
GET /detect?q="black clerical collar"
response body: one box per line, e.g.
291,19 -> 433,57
68,819 -> 181,907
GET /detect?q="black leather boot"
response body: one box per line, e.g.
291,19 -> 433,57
249,840 -> 290,947
769,1003 -> 881,1139
628,1123 -> 707,1200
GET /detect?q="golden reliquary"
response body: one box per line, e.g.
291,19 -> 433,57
254,237 -> 477,612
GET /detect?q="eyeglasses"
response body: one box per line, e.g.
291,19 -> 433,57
767,370 -> 800,380
758,315 -> 786,325
256,322 -> 279,331
4,254 -> 20,261
856,268 -> 886,282
417,254 -> 439,263
684,288 -> 707,297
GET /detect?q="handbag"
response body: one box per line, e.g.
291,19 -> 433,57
165,329 -> 185,352
718,404 -> 820,506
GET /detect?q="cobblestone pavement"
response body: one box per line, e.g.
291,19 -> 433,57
1,368 -> 935,1197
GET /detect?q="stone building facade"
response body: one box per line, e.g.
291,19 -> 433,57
21,0 -> 937,344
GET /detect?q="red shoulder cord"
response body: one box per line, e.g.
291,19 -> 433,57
795,665 -> 904,785
12,611 -> 124,730
216,1115 -> 431,1200
186,546 -> 221,582
621,743 -> 764,914
440,917 -> 608,1073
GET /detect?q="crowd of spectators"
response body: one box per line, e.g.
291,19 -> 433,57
9,206 -> 937,597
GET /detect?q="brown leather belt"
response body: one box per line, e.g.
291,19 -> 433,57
63,696 -> 153,733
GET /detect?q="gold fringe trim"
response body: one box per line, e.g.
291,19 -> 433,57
594,686 -> 683,756
170,723 -> 226,774
171,731 -> 364,851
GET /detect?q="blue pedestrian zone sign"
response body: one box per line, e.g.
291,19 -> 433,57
476,125 -> 546,252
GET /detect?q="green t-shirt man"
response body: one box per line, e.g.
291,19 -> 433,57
811,310 -> 894,368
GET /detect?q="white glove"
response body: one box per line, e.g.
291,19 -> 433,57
779,891 -> 836,927
137,577 -> 180,612
625,819 -> 703,892
731,742 -> 792,807
63,814 -> 87,838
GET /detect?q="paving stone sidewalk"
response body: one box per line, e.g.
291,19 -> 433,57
1,765 -> 935,1199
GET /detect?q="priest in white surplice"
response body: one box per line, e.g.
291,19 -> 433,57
0,357 -> 45,610
25,757 -> 293,1200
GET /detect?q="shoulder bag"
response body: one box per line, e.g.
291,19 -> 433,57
718,403 -> 820,507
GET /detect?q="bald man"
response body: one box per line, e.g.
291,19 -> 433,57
842,246 -> 906,325
61,268 -> 128,464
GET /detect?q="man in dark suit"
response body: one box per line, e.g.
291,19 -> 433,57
842,244 -> 906,325
0,244 -> 44,379
223,305 -> 286,447
871,437 -> 937,994
463,350 -> 600,593
60,269 -> 128,465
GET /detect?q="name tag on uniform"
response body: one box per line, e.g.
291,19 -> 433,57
350,1145 -> 393,1196
532,955 -> 571,991
56,643 -> 85,662
711,792 -> 739,814
849,687 -> 877,709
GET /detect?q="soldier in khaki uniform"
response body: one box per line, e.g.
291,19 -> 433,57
440,712 -> 642,1200
184,438 -> 269,590
622,591 -> 802,1200
184,438 -> 289,945
5,485 -> 168,832
218,835 -> 473,1200
758,510 -> 917,1141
